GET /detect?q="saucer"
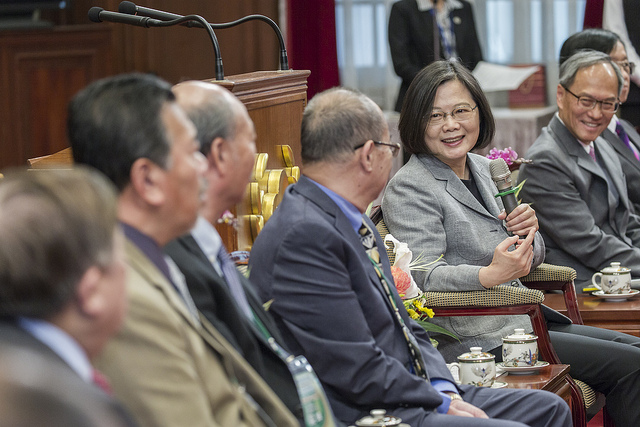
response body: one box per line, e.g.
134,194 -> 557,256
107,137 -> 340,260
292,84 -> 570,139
496,361 -> 549,375
491,381 -> 508,389
592,289 -> 639,302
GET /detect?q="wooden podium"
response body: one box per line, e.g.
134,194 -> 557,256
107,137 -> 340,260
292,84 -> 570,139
28,70 -> 310,253
210,70 -> 310,251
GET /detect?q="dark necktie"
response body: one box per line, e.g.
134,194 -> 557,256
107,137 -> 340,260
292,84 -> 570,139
358,218 -> 429,380
616,121 -> 640,161
217,246 -> 253,319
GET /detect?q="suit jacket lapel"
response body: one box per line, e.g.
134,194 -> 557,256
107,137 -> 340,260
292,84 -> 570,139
125,239 -> 202,331
419,154 -> 495,219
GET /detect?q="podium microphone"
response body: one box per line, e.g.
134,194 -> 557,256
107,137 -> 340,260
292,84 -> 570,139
118,1 -> 289,71
489,158 -> 519,215
88,7 -> 224,81
88,7 -> 163,27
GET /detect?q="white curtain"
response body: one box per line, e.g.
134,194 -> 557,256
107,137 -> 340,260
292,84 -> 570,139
335,0 -> 587,111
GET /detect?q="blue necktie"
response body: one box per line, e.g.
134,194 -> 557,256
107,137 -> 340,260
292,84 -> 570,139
217,246 -> 253,319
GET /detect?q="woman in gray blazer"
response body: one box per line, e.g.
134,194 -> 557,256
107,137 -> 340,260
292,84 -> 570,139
382,60 -> 640,426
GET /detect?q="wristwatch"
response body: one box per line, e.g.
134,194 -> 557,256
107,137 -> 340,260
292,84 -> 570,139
446,392 -> 463,402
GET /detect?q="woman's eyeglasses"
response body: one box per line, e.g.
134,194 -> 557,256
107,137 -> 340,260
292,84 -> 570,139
427,105 -> 478,126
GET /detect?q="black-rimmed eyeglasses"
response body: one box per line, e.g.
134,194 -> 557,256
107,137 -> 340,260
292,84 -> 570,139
353,140 -> 401,157
562,86 -> 619,113
615,61 -> 636,75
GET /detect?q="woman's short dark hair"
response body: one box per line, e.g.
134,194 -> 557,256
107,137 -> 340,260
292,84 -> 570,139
559,29 -> 622,68
398,60 -> 495,156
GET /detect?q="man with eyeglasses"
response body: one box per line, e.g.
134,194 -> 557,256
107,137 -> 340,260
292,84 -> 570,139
519,49 -> 640,290
248,87 -> 572,427
559,28 -> 640,214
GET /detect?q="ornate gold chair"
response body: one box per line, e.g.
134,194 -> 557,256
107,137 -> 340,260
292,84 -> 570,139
371,207 -> 612,427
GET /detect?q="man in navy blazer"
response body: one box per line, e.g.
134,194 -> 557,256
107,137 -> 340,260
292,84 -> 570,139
249,87 -> 571,427
0,168 -> 135,427
389,0 -> 483,112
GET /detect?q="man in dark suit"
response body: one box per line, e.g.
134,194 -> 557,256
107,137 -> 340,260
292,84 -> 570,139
389,0 -> 483,112
248,87 -> 571,427
560,28 -> 640,214
165,80 -> 336,427
0,168 -> 134,427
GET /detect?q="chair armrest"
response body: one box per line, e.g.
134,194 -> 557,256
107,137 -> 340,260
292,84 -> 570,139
520,263 -> 583,325
520,263 -> 576,284
422,285 -> 544,307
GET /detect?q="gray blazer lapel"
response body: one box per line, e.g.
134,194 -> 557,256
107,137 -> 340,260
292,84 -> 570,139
549,116 -> 606,180
420,155 -> 494,219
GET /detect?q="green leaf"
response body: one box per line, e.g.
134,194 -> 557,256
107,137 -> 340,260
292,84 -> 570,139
414,319 -> 460,342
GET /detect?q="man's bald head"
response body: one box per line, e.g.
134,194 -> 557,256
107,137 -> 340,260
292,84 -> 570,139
173,81 -> 248,156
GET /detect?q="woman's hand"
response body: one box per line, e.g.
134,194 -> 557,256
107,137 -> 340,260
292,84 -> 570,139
498,204 -> 539,237
479,228 -> 535,288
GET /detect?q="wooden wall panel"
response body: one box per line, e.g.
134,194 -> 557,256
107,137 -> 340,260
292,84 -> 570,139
0,26 -> 113,169
0,0 -> 282,170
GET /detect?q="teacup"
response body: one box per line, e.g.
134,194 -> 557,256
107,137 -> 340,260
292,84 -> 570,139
502,329 -> 538,367
449,347 -> 495,387
592,262 -> 632,294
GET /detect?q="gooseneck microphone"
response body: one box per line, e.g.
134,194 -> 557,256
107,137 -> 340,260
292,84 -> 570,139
118,1 -> 289,71
489,158 -> 519,215
88,7 -> 224,81
88,7 -> 162,27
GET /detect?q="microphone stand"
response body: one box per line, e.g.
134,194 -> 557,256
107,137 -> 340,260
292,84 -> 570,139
118,2 -> 288,71
90,9 -> 225,80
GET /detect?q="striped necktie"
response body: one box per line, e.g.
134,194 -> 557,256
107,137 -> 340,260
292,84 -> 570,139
358,218 -> 429,380
616,121 -> 640,161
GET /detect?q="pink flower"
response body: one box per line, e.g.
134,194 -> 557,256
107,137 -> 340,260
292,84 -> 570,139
487,147 -> 518,166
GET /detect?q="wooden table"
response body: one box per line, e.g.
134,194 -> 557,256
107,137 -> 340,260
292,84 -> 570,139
544,293 -> 640,337
501,364 -> 573,409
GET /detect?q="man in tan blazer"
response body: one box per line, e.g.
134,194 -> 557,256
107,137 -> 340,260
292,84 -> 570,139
68,73 -> 298,427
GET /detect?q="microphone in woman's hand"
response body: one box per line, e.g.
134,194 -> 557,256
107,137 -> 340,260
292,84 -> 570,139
489,158 -> 518,215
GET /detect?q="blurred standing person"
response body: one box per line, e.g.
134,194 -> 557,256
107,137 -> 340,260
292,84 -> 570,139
389,0 -> 483,113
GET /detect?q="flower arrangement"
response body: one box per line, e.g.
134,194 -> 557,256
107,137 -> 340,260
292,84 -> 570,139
385,235 -> 458,343
217,210 -> 238,228
486,147 -> 532,172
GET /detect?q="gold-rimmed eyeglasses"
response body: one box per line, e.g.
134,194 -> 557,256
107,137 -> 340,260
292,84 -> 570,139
353,140 -> 401,157
562,86 -> 619,113
427,104 -> 478,126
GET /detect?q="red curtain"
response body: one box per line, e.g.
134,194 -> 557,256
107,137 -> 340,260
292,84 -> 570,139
583,0 -> 604,29
286,0 -> 340,99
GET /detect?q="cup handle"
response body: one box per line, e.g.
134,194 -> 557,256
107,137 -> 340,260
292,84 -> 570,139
448,363 -> 460,381
592,272 -> 603,288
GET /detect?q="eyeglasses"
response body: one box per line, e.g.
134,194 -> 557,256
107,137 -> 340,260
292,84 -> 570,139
562,86 -> 619,113
614,60 -> 636,74
427,104 -> 478,126
353,140 -> 401,157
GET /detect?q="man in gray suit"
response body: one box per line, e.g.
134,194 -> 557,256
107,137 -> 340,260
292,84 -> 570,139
559,28 -> 640,214
519,50 -> 640,287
